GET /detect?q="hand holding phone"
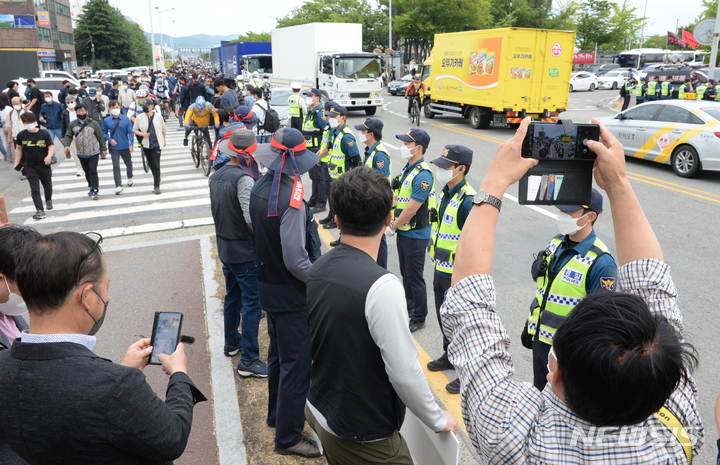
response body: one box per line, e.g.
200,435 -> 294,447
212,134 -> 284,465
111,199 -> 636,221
149,312 -> 183,365
158,342 -> 187,376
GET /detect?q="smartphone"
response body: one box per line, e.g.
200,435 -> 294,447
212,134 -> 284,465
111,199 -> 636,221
149,312 -> 184,365
522,122 -> 600,160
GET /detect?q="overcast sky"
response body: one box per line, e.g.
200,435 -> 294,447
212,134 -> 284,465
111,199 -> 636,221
105,0 -> 710,45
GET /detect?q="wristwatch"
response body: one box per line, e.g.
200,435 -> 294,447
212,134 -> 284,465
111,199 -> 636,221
472,191 -> 502,212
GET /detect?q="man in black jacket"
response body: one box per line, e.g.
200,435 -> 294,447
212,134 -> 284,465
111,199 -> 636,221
250,128 -> 322,459
0,231 -> 206,464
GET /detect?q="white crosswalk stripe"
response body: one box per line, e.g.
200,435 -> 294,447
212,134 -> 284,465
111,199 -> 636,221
10,117 -> 219,238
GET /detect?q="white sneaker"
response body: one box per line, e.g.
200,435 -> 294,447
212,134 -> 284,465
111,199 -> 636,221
76,169 -> 85,177
127,178 -> 133,187
115,186 -> 124,195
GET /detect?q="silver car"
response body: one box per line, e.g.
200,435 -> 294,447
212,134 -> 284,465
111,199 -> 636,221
596,100 -> 720,177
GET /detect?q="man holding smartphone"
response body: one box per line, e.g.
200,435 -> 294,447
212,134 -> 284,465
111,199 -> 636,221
521,188 -> 617,390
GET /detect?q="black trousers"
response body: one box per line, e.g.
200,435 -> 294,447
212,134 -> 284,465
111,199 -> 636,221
635,98 -> 645,105
326,177 -> 335,219
178,103 -> 189,127
142,147 -> 162,187
621,95 -> 631,111
24,163 -> 52,211
532,338 -> 551,391
290,117 -> 303,130
266,310 -> 311,449
308,162 -> 327,207
433,272 -> 452,361
79,155 -> 100,191
397,234 -> 429,322
377,234 -> 388,269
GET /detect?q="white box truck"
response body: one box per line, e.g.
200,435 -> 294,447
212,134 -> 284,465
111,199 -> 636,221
271,22 -> 384,115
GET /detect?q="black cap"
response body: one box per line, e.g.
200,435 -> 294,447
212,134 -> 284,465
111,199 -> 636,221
396,128 -> 430,150
326,105 -> 347,116
307,88 -> 321,97
324,101 -> 335,111
556,188 -> 603,213
431,145 -> 473,169
354,117 -> 383,132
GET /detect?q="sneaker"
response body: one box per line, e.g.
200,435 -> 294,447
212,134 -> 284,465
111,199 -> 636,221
92,190 -> 100,200
66,152 -> 71,159
88,188 -> 93,197
318,214 -> 333,225
127,178 -> 133,187
445,378 -> 461,394
275,435 -> 321,458
409,320 -> 425,333
183,138 -> 188,146
20,176 -> 26,181
77,169 -> 85,177
311,204 -> 326,214
427,357 -> 453,372
45,200 -> 53,210
115,186 -> 124,195
408,113 -> 412,119
32,209 -> 45,220
237,359 -> 268,378
176,126 -> 185,131
224,340 -> 242,357
154,186 -> 161,195
51,157 -> 57,164
329,238 -> 340,247
322,220 -> 337,229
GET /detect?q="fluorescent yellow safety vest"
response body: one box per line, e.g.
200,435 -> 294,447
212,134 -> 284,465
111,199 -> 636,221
647,81 -> 658,96
430,183 -> 475,274
364,142 -> 391,179
393,161 -> 437,232
696,85 -> 707,100
251,78 -> 263,88
288,93 -> 301,118
328,125 -> 354,180
302,107 -> 323,149
635,84 -> 645,97
679,84 -> 689,99
528,235 -> 611,345
319,127 -> 331,163
661,81 -> 672,97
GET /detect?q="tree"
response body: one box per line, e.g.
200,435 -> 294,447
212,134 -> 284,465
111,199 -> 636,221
605,0 -> 646,50
544,0 -> 578,31
489,0 -> 551,28
642,35 -> 667,49
574,0 -> 613,49
236,32 -> 271,42
73,0 -> 151,69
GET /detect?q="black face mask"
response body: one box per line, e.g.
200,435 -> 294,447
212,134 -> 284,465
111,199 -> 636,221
143,106 -> 151,114
64,85 -> 70,89
86,288 -> 108,336
77,113 -> 87,121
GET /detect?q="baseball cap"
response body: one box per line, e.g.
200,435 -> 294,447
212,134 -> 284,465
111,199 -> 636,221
307,88 -> 321,97
354,117 -> 383,133
430,145 -> 473,169
326,105 -> 347,117
556,188 -> 603,213
396,128 -> 430,150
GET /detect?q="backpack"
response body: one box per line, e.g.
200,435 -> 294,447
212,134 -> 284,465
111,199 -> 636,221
73,120 -> 101,156
261,103 -> 280,133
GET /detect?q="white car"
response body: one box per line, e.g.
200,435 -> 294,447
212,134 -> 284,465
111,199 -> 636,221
597,70 -> 631,90
596,100 -> 720,177
4,77 -> 75,103
569,72 -> 598,92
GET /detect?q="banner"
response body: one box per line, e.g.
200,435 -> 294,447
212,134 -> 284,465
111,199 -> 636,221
682,29 -> 699,50
668,32 -> 685,48
37,11 -> 49,26
573,52 -> 595,64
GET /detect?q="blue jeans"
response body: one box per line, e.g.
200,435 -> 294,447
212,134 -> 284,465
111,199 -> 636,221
0,132 -> 6,159
256,134 -> 271,144
48,128 -> 62,159
222,261 -> 262,363
121,107 -> 129,116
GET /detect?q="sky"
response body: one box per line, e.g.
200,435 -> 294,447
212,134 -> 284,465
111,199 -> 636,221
101,0 -> 710,45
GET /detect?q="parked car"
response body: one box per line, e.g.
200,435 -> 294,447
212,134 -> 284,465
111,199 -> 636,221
569,72 -> 598,92
387,74 -> 412,95
4,77 -> 76,102
597,70 -> 632,90
582,63 -> 619,76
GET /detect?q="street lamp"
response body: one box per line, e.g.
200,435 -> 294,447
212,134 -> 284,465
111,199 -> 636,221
155,6 -> 174,69
169,20 -> 176,62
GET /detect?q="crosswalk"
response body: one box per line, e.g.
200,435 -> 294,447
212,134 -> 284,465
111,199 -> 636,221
8,116 -> 218,238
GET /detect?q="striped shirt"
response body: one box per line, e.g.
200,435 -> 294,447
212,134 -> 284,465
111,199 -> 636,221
441,259 -> 704,463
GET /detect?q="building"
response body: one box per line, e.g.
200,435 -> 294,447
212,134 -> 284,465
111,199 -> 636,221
70,0 -> 85,29
0,0 -> 77,73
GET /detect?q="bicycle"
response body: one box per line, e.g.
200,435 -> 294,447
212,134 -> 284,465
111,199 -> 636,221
411,97 -> 421,127
189,126 -> 212,176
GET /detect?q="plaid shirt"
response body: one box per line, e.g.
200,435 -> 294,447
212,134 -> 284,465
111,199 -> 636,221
441,259 -> 704,463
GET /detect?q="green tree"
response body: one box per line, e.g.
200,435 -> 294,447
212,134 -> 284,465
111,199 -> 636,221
544,0 -> 578,31
236,31 -> 271,42
489,0 -> 551,28
642,34 -> 667,49
605,0 -> 646,50
574,0 -> 612,49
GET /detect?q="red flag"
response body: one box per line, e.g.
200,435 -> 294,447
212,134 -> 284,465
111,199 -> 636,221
682,29 -> 699,50
668,32 -> 685,48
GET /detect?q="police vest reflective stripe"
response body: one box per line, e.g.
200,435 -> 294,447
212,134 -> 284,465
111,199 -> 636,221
288,94 -> 301,117
252,78 -> 263,88
635,84 -> 644,97
328,125 -> 354,180
302,108 -> 323,148
319,128 -> 331,163
696,85 -> 708,100
624,82 -> 633,93
364,142 -> 391,178
661,81 -> 671,97
647,81 -> 658,96
527,235 -> 611,345
393,161 -> 437,232
679,84 -> 689,99
430,183 -> 475,274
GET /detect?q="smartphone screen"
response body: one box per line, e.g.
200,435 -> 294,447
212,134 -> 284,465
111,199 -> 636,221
524,123 -> 599,159
150,312 -> 183,365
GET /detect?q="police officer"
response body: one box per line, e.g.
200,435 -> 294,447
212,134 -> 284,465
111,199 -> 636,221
250,71 -> 263,89
621,78 -> 635,111
427,145 -> 474,394
646,76 -> 659,102
696,81 -> 708,100
386,128 -> 435,333
318,105 -> 361,244
677,78 -> 692,99
706,80 -> 717,100
520,189 -> 617,390
354,117 -> 391,268
302,89 -> 328,214
635,79 -> 646,105
660,78 -> 673,100
288,82 -> 306,130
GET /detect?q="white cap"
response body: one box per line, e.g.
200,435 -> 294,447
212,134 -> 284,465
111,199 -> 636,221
291,82 -> 301,90
252,71 -> 259,77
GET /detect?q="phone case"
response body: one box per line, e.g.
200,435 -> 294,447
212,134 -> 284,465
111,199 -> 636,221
518,160 -> 594,206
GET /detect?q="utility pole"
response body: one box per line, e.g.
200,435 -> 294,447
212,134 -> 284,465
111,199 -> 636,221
155,7 -> 174,69
148,0 -> 156,69
708,2 -> 720,80
389,0 -> 392,50
640,0 -> 648,47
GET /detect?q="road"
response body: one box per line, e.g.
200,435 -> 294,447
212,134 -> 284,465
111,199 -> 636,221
2,87 -> 719,464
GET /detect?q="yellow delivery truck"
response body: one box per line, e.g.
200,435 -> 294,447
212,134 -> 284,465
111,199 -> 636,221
421,28 -> 575,129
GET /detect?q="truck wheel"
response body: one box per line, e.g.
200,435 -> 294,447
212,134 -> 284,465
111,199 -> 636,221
365,107 -> 377,116
423,101 -> 435,119
469,107 -> 491,129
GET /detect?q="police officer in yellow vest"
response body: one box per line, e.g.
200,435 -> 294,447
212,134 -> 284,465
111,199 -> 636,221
427,145 -> 474,395
318,104 -> 361,244
521,189 -> 617,390
354,117 -> 392,268
303,89 -> 329,214
386,128 -> 436,333
660,79 -> 673,100
647,76 -> 660,102
677,78 -> 692,99
621,78 -> 635,111
250,71 -> 263,89
635,79 -> 647,105
288,82 -> 306,131
316,101 -> 335,216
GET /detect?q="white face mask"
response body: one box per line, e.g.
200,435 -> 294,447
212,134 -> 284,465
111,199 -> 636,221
67,102 -> 76,109
358,132 -> 369,142
121,85 -> 127,90
328,118 -> 339,129
436,167 -> 459,184
13,105 -> 21,111
110,108 -> 121,116
0,279 -> 27,316
556,211 -> 592,236
400,145 -> 416,160
305,97 -> 313,107
24,124 -> 35,131
45,97 -> 52,103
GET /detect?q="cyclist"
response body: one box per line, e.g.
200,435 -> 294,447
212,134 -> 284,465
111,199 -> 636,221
154,73 -> 171,118
126,89 -> 149,122
405,74 -> 425,120
183,96 -> 220,147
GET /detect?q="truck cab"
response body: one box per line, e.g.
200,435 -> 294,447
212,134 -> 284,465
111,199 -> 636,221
318,52 -> 383,115
241,54 -> 273,82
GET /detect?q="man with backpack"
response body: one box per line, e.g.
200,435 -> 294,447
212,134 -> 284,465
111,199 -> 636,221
251,87 -> 279,143
63,102 -> 107,200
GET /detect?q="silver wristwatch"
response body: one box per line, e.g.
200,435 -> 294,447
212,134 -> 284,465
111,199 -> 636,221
472,190 -> 502,211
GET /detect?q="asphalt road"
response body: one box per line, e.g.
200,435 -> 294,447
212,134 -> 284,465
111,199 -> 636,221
2,87 -> 720,464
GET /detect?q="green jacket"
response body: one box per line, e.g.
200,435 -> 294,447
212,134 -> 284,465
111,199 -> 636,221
63,118 -> 107,156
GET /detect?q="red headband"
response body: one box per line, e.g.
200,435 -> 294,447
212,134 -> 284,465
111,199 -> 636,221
271,135 -> 307,153
228,139 -> 258,155
233,109 -> 253,123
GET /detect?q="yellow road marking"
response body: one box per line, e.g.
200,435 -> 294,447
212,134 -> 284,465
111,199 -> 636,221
626,174 -> 720,205
315,216 -> 467,435
626,171 -> 720,199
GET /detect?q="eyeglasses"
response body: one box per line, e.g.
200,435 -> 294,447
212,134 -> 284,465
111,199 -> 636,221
547,345 -> 557,374
75,232 -> 103,286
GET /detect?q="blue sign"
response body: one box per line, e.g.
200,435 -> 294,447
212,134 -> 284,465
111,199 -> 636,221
394,51 -> 401,58
14,15 -> 35,28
